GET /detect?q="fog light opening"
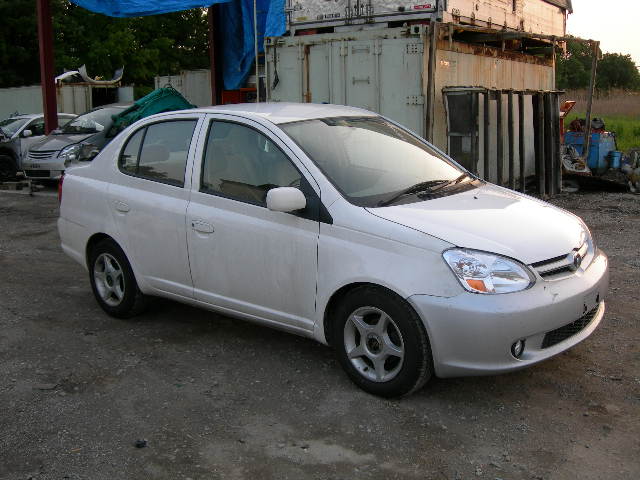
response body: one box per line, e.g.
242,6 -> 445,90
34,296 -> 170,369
511,340 -> 525,359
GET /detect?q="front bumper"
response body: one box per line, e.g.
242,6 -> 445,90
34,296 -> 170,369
22,159 -> 65,180
408,249 -> 609,377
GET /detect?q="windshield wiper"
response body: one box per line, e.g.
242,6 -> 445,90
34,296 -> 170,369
417,173 -> 472,196
377,180 -> 450,207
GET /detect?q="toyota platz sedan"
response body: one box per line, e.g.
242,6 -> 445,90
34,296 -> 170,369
58,103 -> 609,398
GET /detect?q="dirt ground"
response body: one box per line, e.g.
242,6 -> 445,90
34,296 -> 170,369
0,187 -> 638,480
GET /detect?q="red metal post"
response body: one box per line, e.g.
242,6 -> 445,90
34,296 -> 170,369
37,0 -> 58,134
207,7 -> 218,106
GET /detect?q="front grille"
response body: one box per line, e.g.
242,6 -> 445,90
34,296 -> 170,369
28,150 -> 57,161
541,304 -> 600,349
532,242 -> 589,279
24,169 -> 51,178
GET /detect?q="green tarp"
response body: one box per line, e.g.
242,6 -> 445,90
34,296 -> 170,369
112,86 -> 195,133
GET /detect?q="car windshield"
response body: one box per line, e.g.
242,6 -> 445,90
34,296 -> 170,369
0,117 -> 29,137
281,116 -> 468,207
61,107 -> 121,134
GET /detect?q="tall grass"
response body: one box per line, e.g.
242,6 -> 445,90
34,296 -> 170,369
562,90 -> 640,152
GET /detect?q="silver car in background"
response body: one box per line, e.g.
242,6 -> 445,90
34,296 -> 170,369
0,113 -> 76,180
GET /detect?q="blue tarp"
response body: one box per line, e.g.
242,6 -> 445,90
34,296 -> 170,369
218,0 -> 286,89
69,0 -> 287,91
68,1 -> 231,17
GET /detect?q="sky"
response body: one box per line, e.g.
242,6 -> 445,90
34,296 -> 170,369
567,0 -> 638,66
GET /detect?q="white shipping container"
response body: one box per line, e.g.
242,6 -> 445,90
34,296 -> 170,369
287,0 -> 570,37
288,0 -> 440,30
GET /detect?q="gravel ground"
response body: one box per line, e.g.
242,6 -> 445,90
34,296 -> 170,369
0,188 -> 638,480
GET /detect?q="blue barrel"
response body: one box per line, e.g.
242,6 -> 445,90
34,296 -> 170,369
608,151 -> 622,169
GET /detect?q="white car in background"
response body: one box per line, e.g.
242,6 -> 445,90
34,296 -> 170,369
0,113 -> 76,180
57,103 -> 609,397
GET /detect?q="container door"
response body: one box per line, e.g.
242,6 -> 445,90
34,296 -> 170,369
379,37 -> 425,137
343,41 -> 378,111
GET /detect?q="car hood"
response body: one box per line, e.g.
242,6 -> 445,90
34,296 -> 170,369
30,133 -> 94,152
367,184 -> 586,265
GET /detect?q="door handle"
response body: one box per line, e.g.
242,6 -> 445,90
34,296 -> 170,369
191,220 -> 214,234
114,200 -> 130,213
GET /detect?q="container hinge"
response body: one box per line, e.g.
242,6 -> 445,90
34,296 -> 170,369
339,45 -> 348,56
406,95 -> 425,105
406,43 -> 424,54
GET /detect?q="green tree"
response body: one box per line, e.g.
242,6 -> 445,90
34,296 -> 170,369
556,39 -> 593,90
0,0 -> 41,87
596,53 -> 640,90
0,1 -> 209,93
557,38 -> 640,91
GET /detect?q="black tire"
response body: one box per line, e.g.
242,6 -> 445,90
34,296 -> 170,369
88,238 -> 148,319
0,154 -> 17,181
332,286 -> 433,398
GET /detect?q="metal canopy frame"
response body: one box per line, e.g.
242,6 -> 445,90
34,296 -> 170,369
443,87 -> 563,197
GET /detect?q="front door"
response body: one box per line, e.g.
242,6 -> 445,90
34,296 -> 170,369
20,117 -> 47,162
186,117 -> 320,333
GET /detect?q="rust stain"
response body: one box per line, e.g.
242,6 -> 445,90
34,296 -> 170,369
437,40 -> 552,67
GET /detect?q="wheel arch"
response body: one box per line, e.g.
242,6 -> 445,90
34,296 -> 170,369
85,232 -> 119,268
322,282 -> 412,347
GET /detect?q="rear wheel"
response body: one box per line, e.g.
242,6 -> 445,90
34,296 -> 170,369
333,286 -> 433,398
0,154 -> 17,181
88,239 -> 147,318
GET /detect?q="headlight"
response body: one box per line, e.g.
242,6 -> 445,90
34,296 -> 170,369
443,249 -> 534,294
58,144 -> 81,166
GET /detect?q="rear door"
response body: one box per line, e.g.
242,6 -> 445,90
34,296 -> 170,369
186,115 -> 321,333
108,114 -> 204,297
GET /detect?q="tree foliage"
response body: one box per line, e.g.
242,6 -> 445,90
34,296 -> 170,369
0,1 -> 209,93
557,39 -> 640,91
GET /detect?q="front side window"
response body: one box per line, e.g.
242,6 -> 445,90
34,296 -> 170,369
281,116 -> 469,207
201,121 -> 301,206
27,118 -> 45,136
118,120 -> 197,187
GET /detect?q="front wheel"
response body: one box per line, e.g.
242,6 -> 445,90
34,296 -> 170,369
333,286 -> 433,398
88,239 -> 147,318
0,154 -> 17,181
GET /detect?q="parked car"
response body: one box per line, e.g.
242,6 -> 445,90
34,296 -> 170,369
58,103 -> 609,397
23,104 -> 129,180
0,113 -> 76,180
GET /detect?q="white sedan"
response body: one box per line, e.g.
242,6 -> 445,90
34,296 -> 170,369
58,103 -> 609,397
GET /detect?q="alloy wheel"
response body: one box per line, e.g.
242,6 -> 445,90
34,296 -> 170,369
343,306 -> 405,382
93,253 -> 126,307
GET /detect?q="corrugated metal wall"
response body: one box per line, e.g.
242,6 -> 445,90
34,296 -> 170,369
433,40 -> 554,181
0,84 -> 134,119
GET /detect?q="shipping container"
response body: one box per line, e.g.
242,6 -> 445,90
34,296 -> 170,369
287,0 -> 571,37
266,25 -> 558,188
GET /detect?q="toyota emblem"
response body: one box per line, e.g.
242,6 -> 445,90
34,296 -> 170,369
572,252 -> 583,270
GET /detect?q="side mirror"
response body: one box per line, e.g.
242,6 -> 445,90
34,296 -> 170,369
266,187 -> 306,213
22,129 -> 32,138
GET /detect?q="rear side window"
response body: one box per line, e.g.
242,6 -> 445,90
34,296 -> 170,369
118,120 -> 197,187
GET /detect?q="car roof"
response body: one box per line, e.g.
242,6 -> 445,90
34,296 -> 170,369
188,102 -> 377,125
8,113 -> 76,120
